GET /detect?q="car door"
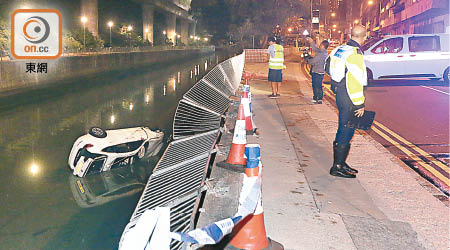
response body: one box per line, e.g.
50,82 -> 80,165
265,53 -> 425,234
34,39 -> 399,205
364,37 -> 406,79
405,35 -> 443,77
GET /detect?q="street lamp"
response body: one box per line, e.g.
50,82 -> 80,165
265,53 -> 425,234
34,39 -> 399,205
287,27 -> 292,32
368,0 -> 374,5
331,12 -> 336,17
354,19 -> 359,24
204,37 -> 208,41
333,24 -> 337,28
107,21 -> 113,47
81,16 -> 87,49
144,28 -> 149,42
127,25 -> 132,47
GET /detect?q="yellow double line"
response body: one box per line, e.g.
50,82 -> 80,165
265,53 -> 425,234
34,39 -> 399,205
302,63 -> 450,187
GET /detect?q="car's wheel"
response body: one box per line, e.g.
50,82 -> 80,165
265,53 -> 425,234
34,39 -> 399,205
444,67 -> 449,84
137,146 -> 145,159
89,127 -> 107,138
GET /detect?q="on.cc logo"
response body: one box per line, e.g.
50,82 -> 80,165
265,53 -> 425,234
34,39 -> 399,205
23,16 -> 51,44
11,9 -> 62,59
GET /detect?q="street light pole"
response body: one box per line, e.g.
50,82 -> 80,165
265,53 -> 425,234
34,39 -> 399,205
108,21 -> 113,47
81,16 -> 87,49
127,25 -> 133,47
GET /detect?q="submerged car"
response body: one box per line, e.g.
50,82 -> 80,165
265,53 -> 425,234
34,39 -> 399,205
69,166 -> 148,208
68,127 -> 164,177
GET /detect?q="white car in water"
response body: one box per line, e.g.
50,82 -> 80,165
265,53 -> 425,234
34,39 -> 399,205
362,33 -> 450,83
68,127 -> 164,177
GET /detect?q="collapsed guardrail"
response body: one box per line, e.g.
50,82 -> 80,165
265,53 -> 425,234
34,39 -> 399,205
120,52 -> 245,250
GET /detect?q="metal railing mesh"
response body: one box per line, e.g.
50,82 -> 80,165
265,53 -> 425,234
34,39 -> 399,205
183,79 -> 231,115
120,52 -> 245,250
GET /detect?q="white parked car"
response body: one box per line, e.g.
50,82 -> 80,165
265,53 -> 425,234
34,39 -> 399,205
68,127 -> 164,177
362,33 -> 450,83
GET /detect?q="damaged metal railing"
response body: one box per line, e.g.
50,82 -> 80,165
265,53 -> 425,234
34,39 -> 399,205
120,53 -> 245,250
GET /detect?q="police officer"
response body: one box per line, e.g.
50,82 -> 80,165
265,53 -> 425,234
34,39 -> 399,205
325,25 -> 367,178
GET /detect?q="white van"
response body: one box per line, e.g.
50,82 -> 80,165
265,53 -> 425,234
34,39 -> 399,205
362,34 -> 450,83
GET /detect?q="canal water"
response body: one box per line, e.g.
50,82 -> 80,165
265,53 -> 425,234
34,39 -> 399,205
0,52 -> 228,249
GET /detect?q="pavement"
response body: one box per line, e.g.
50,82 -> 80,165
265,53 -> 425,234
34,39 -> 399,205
196,62 -> 449,250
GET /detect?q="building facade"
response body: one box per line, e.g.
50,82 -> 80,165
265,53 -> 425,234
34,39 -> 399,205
361,0 -> 449,36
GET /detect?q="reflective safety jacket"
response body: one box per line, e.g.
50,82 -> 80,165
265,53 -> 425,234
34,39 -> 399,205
268,44 -> 284,70
327,40 -> 367,107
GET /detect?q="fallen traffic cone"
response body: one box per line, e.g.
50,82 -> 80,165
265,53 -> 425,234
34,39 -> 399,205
228,144 -> 284,250
225,103 -> 247,166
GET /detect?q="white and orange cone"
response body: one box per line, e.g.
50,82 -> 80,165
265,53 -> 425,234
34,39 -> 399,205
228,144 -> 284,250
225,103 -> 247,166
241,91 -> 255,135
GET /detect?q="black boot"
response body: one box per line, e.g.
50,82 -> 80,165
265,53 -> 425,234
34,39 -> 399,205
333,141 -> 358,174
330,142 -> 356,178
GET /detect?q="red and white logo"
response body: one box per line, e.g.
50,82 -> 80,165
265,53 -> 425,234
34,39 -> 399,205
11,9 -> 62,59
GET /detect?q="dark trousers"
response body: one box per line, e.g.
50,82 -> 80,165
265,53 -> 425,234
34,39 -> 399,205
335,86 -> 355,144
311,73 -> 324,100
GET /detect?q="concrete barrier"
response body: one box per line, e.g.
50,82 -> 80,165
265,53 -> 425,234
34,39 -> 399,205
0,47 -> 214,96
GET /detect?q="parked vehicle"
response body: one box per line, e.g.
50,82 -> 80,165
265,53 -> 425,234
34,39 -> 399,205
68,127 -> 164,177
362,33 -> 450,83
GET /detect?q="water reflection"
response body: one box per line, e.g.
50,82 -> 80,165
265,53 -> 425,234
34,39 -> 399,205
29,162 -> 40,176
168,77 -> 177,92
69,164 -> 150,208
0,52 -> 225,249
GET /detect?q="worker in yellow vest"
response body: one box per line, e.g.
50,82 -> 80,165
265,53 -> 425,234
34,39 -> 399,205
325,25 -> 367,178
267,37 -> 284,98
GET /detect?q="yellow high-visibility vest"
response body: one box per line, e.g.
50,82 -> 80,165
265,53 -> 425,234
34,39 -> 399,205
328,45 -> 367,105
269,44 -> 284,70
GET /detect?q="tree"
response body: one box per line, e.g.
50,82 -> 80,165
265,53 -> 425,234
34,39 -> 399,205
190,0 -> 231,42
63,31 -> 82,51
71,28 -> 105,49
191,0 -> 308,46
0,19 -> 9,52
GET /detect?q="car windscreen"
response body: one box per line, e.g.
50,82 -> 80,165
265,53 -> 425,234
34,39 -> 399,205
361,37 -> 383,52
371,37 -> 403,54
85,158 -> 105,175
103,140 -> 144,153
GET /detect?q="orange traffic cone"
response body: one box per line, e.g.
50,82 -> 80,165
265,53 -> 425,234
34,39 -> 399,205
225,104 -> 247,166
228,145 -> 284,250
243,72 -> 252,86
241,91 -> 254,135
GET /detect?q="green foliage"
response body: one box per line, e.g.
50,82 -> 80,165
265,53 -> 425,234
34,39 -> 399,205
63,31 -> 82,51
0,19 -> 10,52
191,0 -> 307,45
71,27 -> 104,49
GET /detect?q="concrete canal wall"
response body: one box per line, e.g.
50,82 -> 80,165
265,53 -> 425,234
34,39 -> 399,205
0,47 -> 214,96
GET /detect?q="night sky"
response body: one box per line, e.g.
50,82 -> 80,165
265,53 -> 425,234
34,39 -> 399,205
0,0 -> 143,33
